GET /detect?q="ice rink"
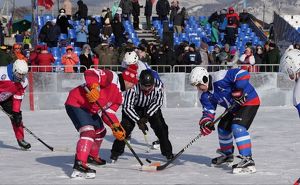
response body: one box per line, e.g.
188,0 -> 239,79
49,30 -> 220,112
0,106 -> 299,184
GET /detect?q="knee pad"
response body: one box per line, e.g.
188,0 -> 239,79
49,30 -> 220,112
79,125 -> 96,140
231,124 -> 247,137
218,127 -> 232,136
95,127 -> 107,139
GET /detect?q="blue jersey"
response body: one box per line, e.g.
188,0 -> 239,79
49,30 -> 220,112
199,68 -> 260,120
293,79 -> 300,118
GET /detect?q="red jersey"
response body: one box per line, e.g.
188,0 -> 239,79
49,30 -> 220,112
0,64 -> 28,112
65,69 -> 123,127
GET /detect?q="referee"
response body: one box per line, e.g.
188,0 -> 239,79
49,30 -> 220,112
110,70 -> 173,161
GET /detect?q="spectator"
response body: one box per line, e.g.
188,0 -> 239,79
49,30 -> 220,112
36,45 -> 55,72
208,11 -> 220,24
183,44 -> 202,65
29,45 -> 42,71
101,11 -> 113,39
75,18 -> 88,48
218,9 -> 228,33
225,7 -> 239,46
137,43 -> 151,64
173,7 -> 185,33
79,44 -> 93,72
88,18 -> 101,49
120,0 -> 133,21
39,21 -> 52,43
48,20 -> 61,48
10,44 -> 28,62
156,0 -> 170,22
132,0 -> 141,30
239,47 -> 257,72
14,31 -> 24,44
239,8 -> 252,24
199,42 -> 209,68
63,0 -> 73,20
211,21 -> 219,45
93,41 -> 119,66
112,14 -> 125,47
144,0 -> 153,30
0,21 -> 3,46
61,45 -> 79,73
170,0 -> 180,23
157,44 -> 176,72
148,43 -> 159,65
0,45 -> 13,66
56,8 -> 70,35
23,29 -> 31,49
227,48 -> 239,69
208,44 -> 221,71
253,45 -> 264,72
75,0 -> 88,20
264,41 -> 280,72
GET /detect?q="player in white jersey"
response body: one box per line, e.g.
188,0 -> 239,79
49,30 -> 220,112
280,48 -> 300,117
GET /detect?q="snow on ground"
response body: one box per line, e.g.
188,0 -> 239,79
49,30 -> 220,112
0,106 -> 299,184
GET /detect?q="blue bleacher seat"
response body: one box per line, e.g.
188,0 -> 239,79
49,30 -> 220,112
68,29 -> 76,40
241,24 -> 249,31
208,45 -> 214,53
44,14 -> 53,23
59,34 -> 68,40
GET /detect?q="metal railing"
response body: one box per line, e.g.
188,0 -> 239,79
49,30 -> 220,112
28,65 -> 88,73
90,65 -> 123,72
172,64 -> 280,73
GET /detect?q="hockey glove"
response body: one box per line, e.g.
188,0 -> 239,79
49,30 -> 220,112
137,117 -> 149,135
199,117 -> 215,136
111,122 -> 126,141
12,111 -> 22,127
86,83 -> 100,103
232,89 -> 247,105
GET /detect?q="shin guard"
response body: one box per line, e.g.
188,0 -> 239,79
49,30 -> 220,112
89,127 -> 106,158
12,122 -> 24,140
76,126 -> 96,163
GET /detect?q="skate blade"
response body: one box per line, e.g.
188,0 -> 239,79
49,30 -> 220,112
212,162 -> 233,168
71,170 -> 96,179
232,166 -> 256,174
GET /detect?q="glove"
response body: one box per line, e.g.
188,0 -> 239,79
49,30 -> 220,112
232,89 -> 247,105
86,83 -> 100,103
199,117 -> 215,136
12,111 -> 22,127
137,117 -> 149,135
111,122 -> 126,141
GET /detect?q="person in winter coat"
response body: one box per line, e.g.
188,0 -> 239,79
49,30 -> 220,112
36,45 -> 55,72
10,44 -> 28,63
239,47 -> 257,72
79,44 -> 93,72
75,0 -> 88,20
63,0 -> 73,20
132,0 -> 141,30
111,14 -> 125,47
56,8 -> 70,35
211,21 -> 219,45
88,18 -> 101,49
156,0 -> 170,22
120,0 -> 133,21
264,42 -> 280,72
29,45 -> 42,72
225,7 -> 239,45
173,8 -> 185,33
144,0 -> 153,30
61,45 -> 79,73
76,18 -> 88,48
253,45 -> 264,72
93,42 -> 119,66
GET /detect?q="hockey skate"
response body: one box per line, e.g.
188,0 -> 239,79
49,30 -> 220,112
71,159 -> 96,179
166,154 -> 174,161
17,139 -> 31,150
211,150 -> 234,167
110,154 -> 119,164
151,140 -> 160,150
232,155 -> 256,174
87,155 -> 106,166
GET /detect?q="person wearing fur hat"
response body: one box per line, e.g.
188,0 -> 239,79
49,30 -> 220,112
65,65 -> 138,179
57,8 -> 71,35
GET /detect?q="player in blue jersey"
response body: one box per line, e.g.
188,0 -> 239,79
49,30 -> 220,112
189,67 -> 260,174
280,48 -> 300,118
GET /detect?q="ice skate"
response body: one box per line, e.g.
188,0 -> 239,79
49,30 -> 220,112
17,139 -> 31,150
110,154 -> 119,164
232,156 -> 256,174
71,159 -> 96,179
151,140 -> 160,150
87,155 -> 106,166
211,150 -> 234,166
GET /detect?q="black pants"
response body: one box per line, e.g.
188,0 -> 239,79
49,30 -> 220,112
111,107 -> 173,157
0,97 -> 14,122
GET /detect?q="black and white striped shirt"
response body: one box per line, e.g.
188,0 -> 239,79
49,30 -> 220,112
123,79 -> 164,123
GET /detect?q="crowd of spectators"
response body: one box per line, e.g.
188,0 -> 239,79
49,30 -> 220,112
1,0 -> 300,73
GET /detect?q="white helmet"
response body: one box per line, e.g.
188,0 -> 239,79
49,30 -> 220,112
13,59 -> 28,82
123,51 -> 139,65
189,67 -> 210,86
280,49 -> 300,80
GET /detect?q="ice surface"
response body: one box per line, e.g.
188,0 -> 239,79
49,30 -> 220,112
0,106 -> 299,184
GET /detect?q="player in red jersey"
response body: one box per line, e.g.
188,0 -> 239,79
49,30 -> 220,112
0,59 -> 31,149
65,65 -> 138,179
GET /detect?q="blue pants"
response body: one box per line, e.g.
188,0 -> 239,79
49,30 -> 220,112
65,105 -> 104,131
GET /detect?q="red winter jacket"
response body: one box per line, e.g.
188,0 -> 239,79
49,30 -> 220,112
36,50 -> 55,72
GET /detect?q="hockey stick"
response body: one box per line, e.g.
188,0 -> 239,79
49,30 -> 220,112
83,86 -> 144,166
143,133 -> 151,153
142,104 -> 236,171
0,106 -> 54,151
